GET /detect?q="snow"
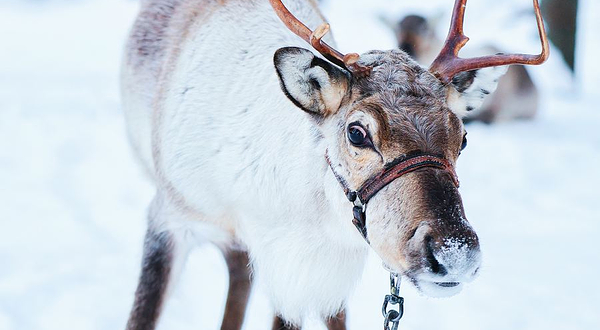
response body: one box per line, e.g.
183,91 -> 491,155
0,0 -> 598,330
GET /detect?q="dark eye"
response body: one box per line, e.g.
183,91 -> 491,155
348,124 -> 369,147
460,133 -> 468,151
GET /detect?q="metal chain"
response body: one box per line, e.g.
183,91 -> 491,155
382,273 -> 404,330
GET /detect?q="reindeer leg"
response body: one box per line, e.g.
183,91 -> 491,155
270,309 -> 346,330
220,249 -> 252,330
126,197 -> 190,330
325,310 -> 347,330
272,316 -> 299,330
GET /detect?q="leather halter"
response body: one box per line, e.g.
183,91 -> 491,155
326,152 -> 459,243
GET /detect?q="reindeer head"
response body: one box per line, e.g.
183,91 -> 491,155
271,0 -> 548,297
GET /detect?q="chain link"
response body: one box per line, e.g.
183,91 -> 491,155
382,273 -> 404,330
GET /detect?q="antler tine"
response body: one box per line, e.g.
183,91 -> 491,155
269,0 -> 372,76
429,0 -> 550,84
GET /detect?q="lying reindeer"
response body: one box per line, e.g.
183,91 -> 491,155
121,0 -> 548,329
395,13 -> 540,123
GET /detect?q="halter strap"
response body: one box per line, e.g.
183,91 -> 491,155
326,151 -> 459,242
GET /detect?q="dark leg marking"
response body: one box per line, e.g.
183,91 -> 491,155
326,310 -> 347,330
126,228 -> 174,330
272,316 -> 299,330
220,249 -> 253,330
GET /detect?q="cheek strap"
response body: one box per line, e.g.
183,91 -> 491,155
325,151 -> 459,243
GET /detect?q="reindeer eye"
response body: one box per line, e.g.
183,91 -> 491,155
347,124 -> 369,147
461,133 -> 468,151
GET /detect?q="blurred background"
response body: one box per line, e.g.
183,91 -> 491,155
0,0 -> 598,329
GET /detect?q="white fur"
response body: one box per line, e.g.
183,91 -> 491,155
122,0 -> 368,325
122,0 -> 495,324
447,66 -> 507,118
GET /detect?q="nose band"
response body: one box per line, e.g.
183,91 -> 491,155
325,151 -> 459,242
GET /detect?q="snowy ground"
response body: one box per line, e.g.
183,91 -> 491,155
0,0 -> 598,330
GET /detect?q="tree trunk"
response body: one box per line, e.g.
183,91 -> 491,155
541,0 -> 578,71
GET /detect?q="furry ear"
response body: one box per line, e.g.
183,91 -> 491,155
446,66 -> 507,118
274,47 -> 350,117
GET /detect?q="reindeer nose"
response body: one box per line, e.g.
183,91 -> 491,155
425,235 -> 448,276
410,222 -> 481,278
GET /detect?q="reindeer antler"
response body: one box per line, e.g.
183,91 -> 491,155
429,0 -> 549,84
269,0 -> 372,76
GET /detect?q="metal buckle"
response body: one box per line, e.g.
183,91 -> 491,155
352,195 -> 366,211
382,273 -> 404,330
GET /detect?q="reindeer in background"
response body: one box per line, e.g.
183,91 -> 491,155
121,0 -> 548,329
394,12 -> 540,123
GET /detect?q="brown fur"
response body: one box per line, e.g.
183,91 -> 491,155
127,0 -> 184,70
325,310 -> 347,330
272,316 -> 300,330
324,50 -> 471,273
126,230 -> 174,330
337,50 -> 464,187
271,310 -> 346,329
221,249 -> 253,330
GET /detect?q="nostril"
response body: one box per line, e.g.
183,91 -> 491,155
425,236 -> 447,276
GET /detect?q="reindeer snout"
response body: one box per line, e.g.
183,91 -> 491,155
408,221 -> 481,283
423,233 -> 481,278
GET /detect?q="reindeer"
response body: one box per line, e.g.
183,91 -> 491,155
121,0 -> 548,329
394,13 -> 541,123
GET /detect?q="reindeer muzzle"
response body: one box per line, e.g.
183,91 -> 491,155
326,152 -> 459,242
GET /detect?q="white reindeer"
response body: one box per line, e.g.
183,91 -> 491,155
121,0 -> 548,329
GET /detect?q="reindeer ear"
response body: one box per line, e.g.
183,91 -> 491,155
274,47 -> 350,117
446,66 -> 507,118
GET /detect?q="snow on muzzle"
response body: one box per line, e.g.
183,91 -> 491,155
366,167 -> 481,298
405,220 -> 481,297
